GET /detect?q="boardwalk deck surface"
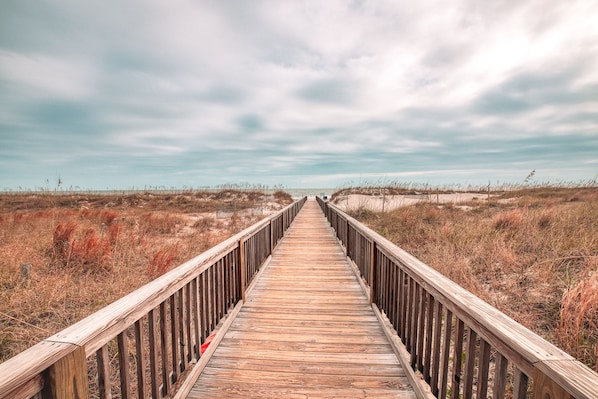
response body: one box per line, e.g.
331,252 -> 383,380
187,199 -> 416,398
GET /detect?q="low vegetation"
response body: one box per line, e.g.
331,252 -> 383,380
0,190 -> 292,362
340,186 -> 598,371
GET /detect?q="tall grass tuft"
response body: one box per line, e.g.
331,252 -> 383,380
147,246 -> 179,278
51,222 -> 112,273
52,221 -> 77,267
74,229 -> 112,272
492,209 -> 524,230
558,262 -> 598,372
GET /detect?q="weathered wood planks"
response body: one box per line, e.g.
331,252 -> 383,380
319,197 -> 598,399
0,198 -> 307,399
187,200 -> 416,398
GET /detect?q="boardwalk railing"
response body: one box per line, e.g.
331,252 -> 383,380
317,197 -> 598,399
0,197 -> 306,399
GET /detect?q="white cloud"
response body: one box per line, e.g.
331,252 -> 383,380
0,51 -> 95,99
1,0 -> 597,189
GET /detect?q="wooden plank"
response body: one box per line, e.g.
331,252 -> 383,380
399,268 -> 407,341
476,339 -> 491,399
207,348 -> 399,364
198,367 -> 411,389
492,353 -> 508,399
241,301 -> 373,312
430,301 -> 443,396
451,318 -> 465,399
0,375 -> 43,399
216,259 -> 223,320
369,241 -> 376,303
0,341 -> 75,399
239,238 -> 246,302
216,338 -> 394,354
228,318 -> 384,333
199,271 -> 207,342
117,331 -> 131,399
176,289 -> 185,372
134,320 -> 147,399
410,280 -> 419,368
184,282 -> 192,362
223,329 -> 392,344
233,311 -> 380,322
43,345 -> 89,399
439,309 -> 453,399
235,320 -> 382,334
513,368 -> 529,399
463,328 -> 477,399
147,309 -> 160,399
96,346 -> 111,399
533,369 -> 573,399
389,256 -> 397,330
231,252 -> 239,304
159,301 -> 171,396
190,278 -> 199,359
206,357 -> 407,376
423,294 -> 434,381
170,294 -> 180,381
225,254 -> 232,310
410,278 -> 418,355
209,265 -> 216,331
393,261 -> 401,334
416,287 -> 426,371
188,386 -> 416,399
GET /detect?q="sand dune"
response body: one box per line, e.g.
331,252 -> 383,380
333,193 -> 491,212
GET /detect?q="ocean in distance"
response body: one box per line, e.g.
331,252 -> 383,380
285,188 -> 334,198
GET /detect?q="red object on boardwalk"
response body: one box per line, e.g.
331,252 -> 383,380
200,334 -> 215,355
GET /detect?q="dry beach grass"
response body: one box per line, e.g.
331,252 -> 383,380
0,189 -> 292,362
336,186 -> 598,371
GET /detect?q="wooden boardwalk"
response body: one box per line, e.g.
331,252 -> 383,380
187,199 -> 416,398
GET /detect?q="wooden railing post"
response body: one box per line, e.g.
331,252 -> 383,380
269,219 -> 274,254
346,222 -> 351,256
369,241 -> 376,304
534,369 -> 573,399
512,369 -> 528,399
239,238 -> 246,303
43,346 -> 89,399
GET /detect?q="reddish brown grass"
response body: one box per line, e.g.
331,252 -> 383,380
348,187 -> 598,370
559,259 -> 598,371
492,209 -> 524,230
51,222 -> 112,273
52,221 -> 77,266
0,190 -> 292,362
147,245 -> 180,279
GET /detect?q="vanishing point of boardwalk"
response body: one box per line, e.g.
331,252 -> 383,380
188,199 -> 416,398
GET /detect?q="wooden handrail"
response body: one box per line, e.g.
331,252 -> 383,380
0,197 -> 306,399
317,196 -> 598,399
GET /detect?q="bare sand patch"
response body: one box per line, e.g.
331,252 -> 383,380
333,192 -> 491,212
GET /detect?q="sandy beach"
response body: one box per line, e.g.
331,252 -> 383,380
332,192 -> 491,212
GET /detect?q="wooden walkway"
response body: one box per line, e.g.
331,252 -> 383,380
187,199 -> 416,398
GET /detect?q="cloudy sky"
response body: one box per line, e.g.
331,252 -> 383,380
1,0 -> 597,191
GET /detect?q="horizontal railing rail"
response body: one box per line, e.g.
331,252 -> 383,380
0,197 -> 306,399
317,197 -> 598,399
